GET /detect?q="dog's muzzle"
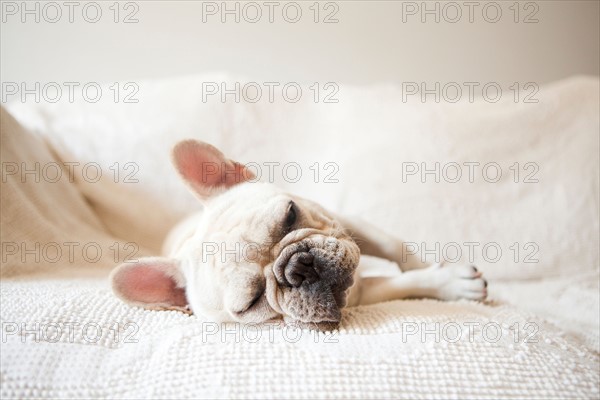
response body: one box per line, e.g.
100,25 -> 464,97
267,234 -> 360,328
273,242 -> 320,288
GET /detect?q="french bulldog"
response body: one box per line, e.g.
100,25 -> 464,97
111,139 -> 487,330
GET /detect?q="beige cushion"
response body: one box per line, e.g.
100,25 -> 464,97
0,107 -> 150,277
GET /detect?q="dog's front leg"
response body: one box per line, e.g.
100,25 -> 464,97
336,214 -> 424,272
353,263 -> 487,305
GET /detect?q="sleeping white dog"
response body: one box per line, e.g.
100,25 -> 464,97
111,139 -> 487,330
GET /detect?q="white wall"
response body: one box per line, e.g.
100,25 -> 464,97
1,1 -> 599,88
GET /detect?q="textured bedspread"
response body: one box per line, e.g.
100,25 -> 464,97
1,274 -> 598,399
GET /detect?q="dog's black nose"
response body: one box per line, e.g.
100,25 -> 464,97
285,252 -> 319,287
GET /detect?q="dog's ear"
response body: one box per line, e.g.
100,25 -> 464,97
172,139 -> 256,200
110,257 -> 189,313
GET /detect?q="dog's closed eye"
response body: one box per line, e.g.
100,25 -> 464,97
234,291 -> 263,314
242,291 -> 263,313
283,201 -> 297,231
234,279 -> 266,314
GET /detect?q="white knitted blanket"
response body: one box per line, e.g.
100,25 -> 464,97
1,274 -> 598,399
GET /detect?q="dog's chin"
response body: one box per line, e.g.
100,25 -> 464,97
270,235 -> 359,329
286,319 -> 342,332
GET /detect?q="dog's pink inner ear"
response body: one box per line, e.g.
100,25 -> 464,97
172,139 -> 255,199
112,260 -> 187,309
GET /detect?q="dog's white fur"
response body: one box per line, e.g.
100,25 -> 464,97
111,139 -> 487,329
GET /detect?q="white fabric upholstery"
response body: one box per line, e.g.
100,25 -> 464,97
6,75 -> 598,281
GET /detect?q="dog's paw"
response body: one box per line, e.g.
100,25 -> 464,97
426,262 -> 487,301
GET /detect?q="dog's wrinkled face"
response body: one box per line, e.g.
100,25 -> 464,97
111,139 -> 360,329
179,183 -> 360,328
